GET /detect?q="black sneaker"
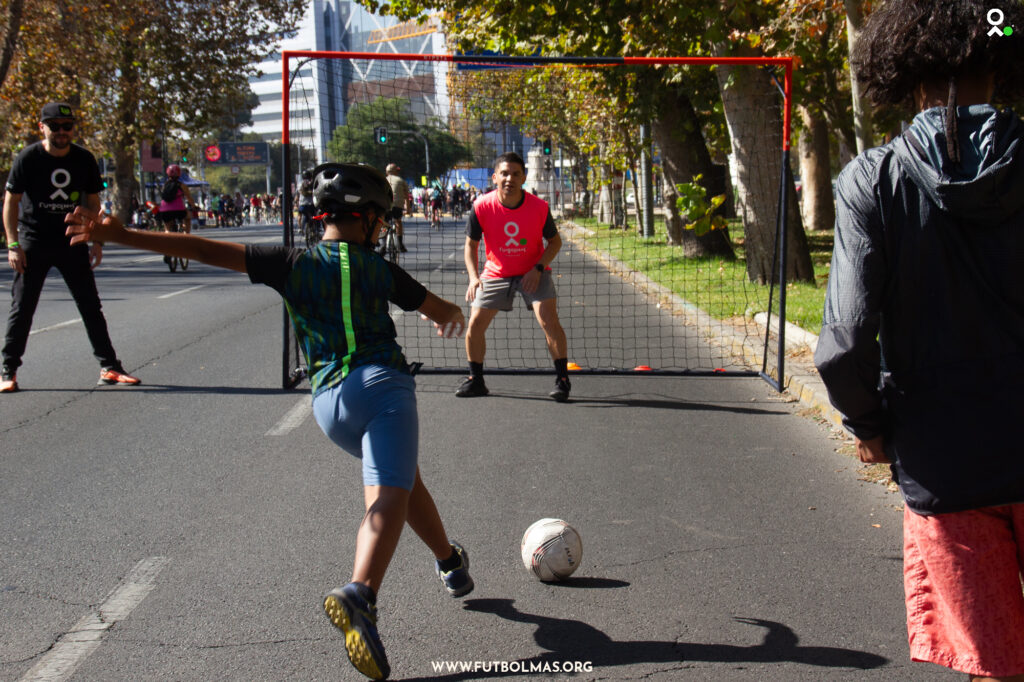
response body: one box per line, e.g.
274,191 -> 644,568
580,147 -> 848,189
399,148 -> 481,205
454,376 -> 488,397
549,377 -> 571,402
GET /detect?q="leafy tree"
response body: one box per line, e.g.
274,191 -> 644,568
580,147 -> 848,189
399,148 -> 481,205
326,96 -> 471,184
357,0 -> 813,280
0,0 -> 305,223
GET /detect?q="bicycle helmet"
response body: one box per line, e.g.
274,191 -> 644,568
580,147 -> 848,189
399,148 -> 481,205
311,163 -> 392,247
386,163 -> 400,174
165,164 -> 181,178
311,163 -> 392,215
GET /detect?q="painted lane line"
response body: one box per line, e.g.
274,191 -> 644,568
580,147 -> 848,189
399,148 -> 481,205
18,556 -> 170,682
157,285 -> 206,300
29,319 -> 82,336
266,398 -> 312,436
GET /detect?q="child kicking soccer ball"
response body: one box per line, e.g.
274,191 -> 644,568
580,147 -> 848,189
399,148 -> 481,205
66,163 -> 474,680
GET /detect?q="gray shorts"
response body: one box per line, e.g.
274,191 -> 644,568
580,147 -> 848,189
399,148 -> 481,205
472,272 -> 557,311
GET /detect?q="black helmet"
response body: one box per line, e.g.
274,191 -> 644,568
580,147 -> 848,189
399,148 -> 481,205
311,163 -> 392,215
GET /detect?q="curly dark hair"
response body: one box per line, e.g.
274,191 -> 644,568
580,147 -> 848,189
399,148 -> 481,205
852,0 -> 1024,107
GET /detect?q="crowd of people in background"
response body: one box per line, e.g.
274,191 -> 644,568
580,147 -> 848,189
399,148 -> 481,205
129,186 -> 285,229
120,175 -> 484,234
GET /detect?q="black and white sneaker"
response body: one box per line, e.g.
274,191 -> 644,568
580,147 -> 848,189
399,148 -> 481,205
549,377 -> 571,402
455,376 -> 488,397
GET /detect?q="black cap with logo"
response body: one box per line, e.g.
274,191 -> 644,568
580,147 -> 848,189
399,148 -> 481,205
40,102 -> 76,121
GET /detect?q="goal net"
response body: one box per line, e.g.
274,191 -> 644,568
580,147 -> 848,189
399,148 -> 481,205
279,52 -> 795,389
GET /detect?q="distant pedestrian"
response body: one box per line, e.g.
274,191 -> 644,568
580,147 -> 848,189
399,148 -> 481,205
814,2 -> 1024,679
1,102 -> 140,392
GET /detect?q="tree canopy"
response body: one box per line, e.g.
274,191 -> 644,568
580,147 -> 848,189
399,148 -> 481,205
0,0 -> 305,220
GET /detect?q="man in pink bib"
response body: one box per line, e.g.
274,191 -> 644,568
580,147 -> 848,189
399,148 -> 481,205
457,152 -> 570,401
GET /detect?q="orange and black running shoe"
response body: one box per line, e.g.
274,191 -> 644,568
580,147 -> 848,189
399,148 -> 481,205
98,366 -> 141,386
0,369 -> 17,393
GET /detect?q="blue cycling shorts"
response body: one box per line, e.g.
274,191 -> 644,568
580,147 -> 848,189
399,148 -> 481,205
312,364 -> 418,491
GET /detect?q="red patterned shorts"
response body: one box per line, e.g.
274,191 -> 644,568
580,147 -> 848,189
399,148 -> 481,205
903,504 -> 1024,677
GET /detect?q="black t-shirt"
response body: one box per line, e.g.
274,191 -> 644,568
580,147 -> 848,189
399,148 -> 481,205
5,142 -> 102,248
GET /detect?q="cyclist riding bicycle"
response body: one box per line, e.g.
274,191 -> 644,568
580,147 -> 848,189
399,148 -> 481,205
385,164 -> 409,252
429,184 -> 443,229
157,165 -> 196,260
297,170 -> 317,243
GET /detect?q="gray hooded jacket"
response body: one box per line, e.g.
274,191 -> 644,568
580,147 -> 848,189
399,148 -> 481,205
815,104 -> 1024,514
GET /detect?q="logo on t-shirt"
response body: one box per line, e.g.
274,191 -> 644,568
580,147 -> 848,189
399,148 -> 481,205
504,221 -> 528,249
41,167 -> 80,211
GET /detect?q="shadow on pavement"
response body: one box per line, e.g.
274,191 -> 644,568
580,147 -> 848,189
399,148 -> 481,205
400,598 -> 887,681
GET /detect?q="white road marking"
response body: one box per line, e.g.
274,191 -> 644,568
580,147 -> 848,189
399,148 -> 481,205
18,556 -> 169,682
29,319 -> 83,336
266,398 -> 312,436
157,285 -> 206,300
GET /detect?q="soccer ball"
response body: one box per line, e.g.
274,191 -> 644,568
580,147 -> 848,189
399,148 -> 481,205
520,518 -> 583,581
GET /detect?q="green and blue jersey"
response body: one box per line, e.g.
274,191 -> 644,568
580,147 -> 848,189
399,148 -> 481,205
246,241 -> 427,396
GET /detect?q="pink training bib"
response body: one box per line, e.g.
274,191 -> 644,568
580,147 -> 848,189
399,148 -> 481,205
474,191 -> 550,278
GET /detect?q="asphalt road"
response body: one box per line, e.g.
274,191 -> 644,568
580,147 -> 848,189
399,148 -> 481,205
0,221 -> 953,681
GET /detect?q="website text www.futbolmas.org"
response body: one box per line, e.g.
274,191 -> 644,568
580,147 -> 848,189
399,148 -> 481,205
431,660 -> 594,674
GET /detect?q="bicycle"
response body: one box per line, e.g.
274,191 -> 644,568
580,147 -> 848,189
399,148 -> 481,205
163,217 -> 190,272
377,216 -> 400,265
303,215 -> 323,250
430,203 -> 442,232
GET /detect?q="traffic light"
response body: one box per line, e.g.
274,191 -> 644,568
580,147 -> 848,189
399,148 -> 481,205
180,146 -> 189,163
102,177 -> 111,189
542,139 -> 552,155
374,127 -> 388,144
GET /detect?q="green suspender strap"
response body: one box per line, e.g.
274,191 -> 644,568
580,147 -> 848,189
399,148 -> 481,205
338,242 -> 358,379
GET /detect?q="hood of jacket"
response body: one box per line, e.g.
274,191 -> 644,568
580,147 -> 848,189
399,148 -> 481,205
895,104 -> 1024,226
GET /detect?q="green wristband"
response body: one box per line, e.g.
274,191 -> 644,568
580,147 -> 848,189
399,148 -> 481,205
7,241 -> 19,249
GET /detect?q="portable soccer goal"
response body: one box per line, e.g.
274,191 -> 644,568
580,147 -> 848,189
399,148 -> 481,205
279,51 -> 796,391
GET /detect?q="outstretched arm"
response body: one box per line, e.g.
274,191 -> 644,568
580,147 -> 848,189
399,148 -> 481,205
66,206 -> 247,273
418,291 -> 465,338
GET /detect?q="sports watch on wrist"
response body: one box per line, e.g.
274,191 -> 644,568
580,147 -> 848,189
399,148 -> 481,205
535,263 -> 544,273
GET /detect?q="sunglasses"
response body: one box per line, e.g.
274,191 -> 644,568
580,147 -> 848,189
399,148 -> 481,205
45,121 -> 74,131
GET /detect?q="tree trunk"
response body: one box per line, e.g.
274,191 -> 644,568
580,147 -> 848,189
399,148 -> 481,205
112,42 -> 141,224
715,51 -> 814,284
0,0 -> 25,91
652,88 -> 733,258
798,106 -> 835,232
845,0 -> 873,154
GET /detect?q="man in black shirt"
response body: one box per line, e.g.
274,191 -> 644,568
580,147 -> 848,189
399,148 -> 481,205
1,102 -> 139,392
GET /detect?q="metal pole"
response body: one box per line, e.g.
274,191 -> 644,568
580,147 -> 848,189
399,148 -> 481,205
640,123 -> 655,238
422,134 -> 430,178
